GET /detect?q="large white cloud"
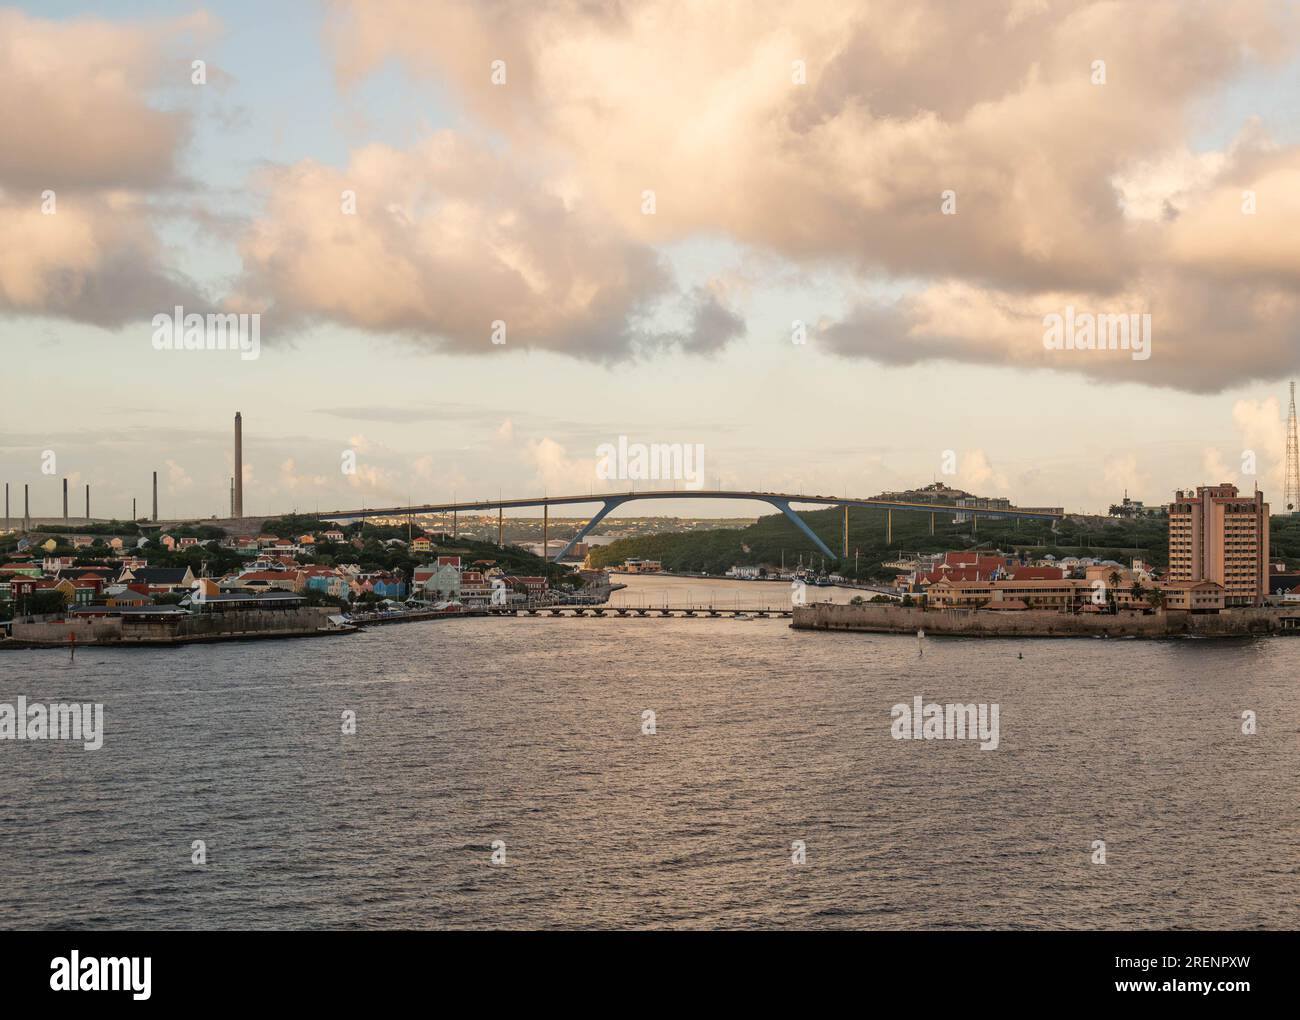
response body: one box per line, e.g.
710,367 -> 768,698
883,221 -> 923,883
234,135 -> 743,358
0,9 -> 215,325
316,0 -> 1300,388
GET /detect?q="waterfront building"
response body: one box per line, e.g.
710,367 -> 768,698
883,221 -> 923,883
925,577 -> 1092,610
502,575 -> 549,600
1168,484 -> 1270,606
1267,572 -> 1300,597
414,563 -> 462,601
119,566 -> 196,593
105,590 -> 151,608
231,569 -> 304,593
458,570 -> 494,605
1158,580 -> 1226,612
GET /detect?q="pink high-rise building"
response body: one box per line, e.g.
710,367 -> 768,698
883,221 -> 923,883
1168,484 -> 1269,607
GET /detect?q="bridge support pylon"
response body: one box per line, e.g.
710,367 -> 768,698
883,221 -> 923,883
551,497 -> 630,561
766,498 -> 836,561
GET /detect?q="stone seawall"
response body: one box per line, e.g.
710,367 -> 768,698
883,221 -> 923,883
7,608 -> 342,646
791,602 -> 1293,638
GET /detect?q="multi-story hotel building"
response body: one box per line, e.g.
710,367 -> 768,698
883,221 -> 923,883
1167,484 -> 1269,606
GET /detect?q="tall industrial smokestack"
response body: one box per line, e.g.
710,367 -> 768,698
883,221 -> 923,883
1286,380 -> 1299,514
152,471 -> 158,522
24,483 -> 30,530
63,478 -> 68,521
4,482 -> 8,532
234,411 -> 244,518
86,484 -> 90,519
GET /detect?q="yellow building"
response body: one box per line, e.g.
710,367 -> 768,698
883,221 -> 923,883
1159,580 -> 1225,612
926,578 -> 1094,610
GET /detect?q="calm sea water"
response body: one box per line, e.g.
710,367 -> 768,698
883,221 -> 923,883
1,575 -> 1296,930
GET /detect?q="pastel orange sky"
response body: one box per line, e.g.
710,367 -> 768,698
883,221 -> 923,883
3,1 -> 1300,519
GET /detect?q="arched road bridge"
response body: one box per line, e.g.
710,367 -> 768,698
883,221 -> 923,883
314,490 -> 1065,562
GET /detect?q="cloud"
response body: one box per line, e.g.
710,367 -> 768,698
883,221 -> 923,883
279,458 -> 328,491
957,449 -> 1008,493
233,135 -> 744,361
818,268 -> 1300,393
523,437 -> 595,493
1231,396 -> 1286,496
0,10 -> 214,191
0,192 -> 207,326
324,0 -> 1300,389
1201,447 -> 1238,486
165,459 -> 193,491
0,10 -> 216,326
1101,455 -> 1149,499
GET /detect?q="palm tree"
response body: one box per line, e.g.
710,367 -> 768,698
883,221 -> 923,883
1107,570 -> 1121,613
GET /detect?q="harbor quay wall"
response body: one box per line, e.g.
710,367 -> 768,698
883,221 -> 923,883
791,602 -> 1291,638
9,608 -> 335,645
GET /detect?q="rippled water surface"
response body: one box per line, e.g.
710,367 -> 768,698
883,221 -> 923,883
2,575 -> 1297,929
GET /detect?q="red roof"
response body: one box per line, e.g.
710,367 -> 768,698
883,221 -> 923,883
942,552 -> 1006,571
919,567 -> 987,584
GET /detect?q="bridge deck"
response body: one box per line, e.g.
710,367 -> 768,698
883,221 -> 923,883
314,489 -> 1065,521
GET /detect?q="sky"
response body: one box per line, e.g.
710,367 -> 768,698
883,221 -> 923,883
3,0 -> 1300,522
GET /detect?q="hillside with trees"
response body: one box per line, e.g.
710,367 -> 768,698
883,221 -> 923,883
586,507 -> 1188,580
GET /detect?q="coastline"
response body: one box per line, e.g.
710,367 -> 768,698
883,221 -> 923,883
1,606 -> 352,648
791,601 -> 1300,639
